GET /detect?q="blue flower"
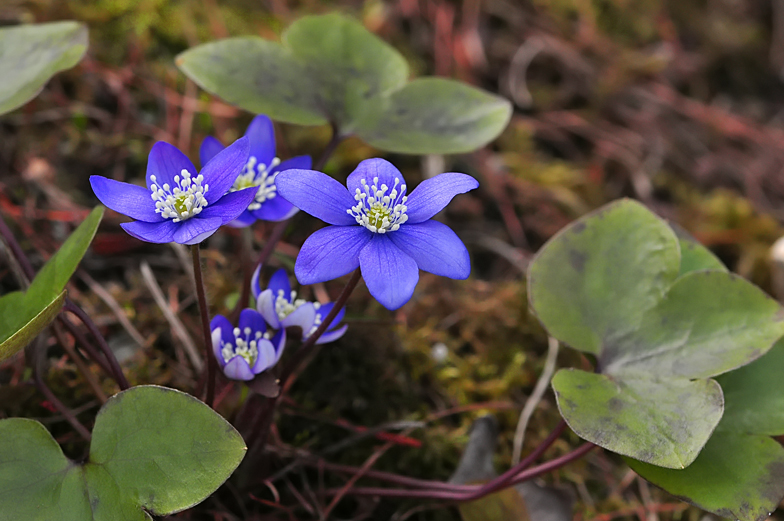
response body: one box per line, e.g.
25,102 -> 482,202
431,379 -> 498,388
252,266 -> 347,344
90,138 -> 256,245
200,115 -> 312,227
210,308 -> 286,381
276,158 -> 478,310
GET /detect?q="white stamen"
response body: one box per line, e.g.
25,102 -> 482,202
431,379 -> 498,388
230,155 -> 282,211
150,170 -> 209,223
274,289 -> 307,321
347,177 -> 408,233
220,324 -> 260,365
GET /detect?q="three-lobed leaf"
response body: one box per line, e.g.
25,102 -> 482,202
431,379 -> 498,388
0,207 -> 103,360
0,21 -> 88,115
0,386 -> 246,520
528,199 -> 784,468
176,13 -> 511,154
627,339 -> 784,521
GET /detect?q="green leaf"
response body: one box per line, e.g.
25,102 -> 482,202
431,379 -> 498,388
0,419 -> 90,521
0,386 -> 246,520
0,207 -> 103,360
282,13 -> 409,132
528,199 -> 784,468
669,223 -> 727,275
627,340 -> 784,521
355,78 -> 513,154
175,37 -> 325,126
553,371 -> 723,469
176,14 -> 512,154
0,290 -> 65,360
0,21 -> 88,115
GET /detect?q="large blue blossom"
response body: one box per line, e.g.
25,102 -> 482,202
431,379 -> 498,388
210,308 -> 286,381
200,115 -> 311,227
90,138 -> 256,245
252,266 -> 347,344
276,158 -> 478,310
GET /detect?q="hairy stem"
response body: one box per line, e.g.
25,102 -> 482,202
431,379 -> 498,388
64,300 -> 129,390
191,244 -> 217,408
245,269 -> 362,469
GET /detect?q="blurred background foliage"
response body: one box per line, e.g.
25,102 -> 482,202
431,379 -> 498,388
2,0 -> 784,519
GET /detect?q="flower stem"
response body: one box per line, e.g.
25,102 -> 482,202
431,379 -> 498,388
280,268 -> 362,384
64,300 -> 129,390
326,440 -> 596,501
314,124 -> 343,171
191,244 -> 217,408
242,268 -> 363,476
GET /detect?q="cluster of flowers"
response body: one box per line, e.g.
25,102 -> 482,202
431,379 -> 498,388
89,113 -> 478,378
209,266 -> 347,381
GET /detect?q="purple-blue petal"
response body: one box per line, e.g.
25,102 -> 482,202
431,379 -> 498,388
226,210 -> 257,228
120,220 -> 179,244
316,324 -> 348,344
211,328 -> 226,368
199,136 -> 225,167
90,176 -> 163,223
268,269 -> 292,299
199,187 -> 257,224
256,289 -> 281,329
223,356 -> 255,381
251,263 -> 263,299
405,173 -> 479,223
271,155 -> 312,175
276,170 -> 357,226
271,328 -> 286,363
314,302 -> 346,331
239,308 -> 267,335
346,158 -> 406,195
245,115 -> 276,167
253,340 -> 276,373
146,142 -> 197,191
388,221 -> 470,279
172,216 -> 223,245
281,302 -> 316,331
359,236 -> 419,310
251,195 -> 298,222
210,314 -> 235,346
295,226 -> 372,284
200,136 -> 250,204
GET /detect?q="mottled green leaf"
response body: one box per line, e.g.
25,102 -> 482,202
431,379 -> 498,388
528,199 -> 784,467
627,340 -> 784,521
175,37 -> 324,126
553,370 -> 722,469
0,21 -> 88,115
669,223 -> 726,275
282,13 -> 408,132
0,207 -> 103,360
355,78 -> 513,154
0,386 -> 246,520
176,14 -> 512,154
529,200 -> 681,356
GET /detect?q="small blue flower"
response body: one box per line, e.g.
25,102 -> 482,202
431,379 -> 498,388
200,115 -> 312,227
210,308 -> 286,381
90,138 -> 256,245
252,266 -> 348,344
276,158 -> 478,310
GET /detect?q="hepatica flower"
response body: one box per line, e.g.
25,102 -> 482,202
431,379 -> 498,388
200,114 -> 312,226
210,309 -> 286,381
90,138 -> 256,245
252,266 -> 347,344
276,158 -> 478,310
